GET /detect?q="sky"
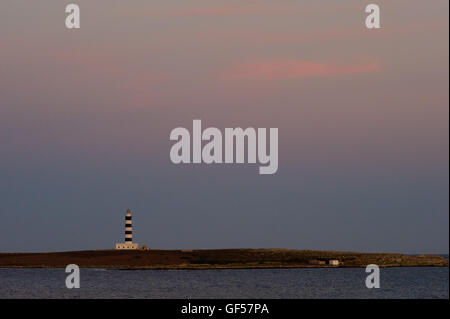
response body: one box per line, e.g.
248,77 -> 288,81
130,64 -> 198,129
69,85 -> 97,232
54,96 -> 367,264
0,0 -> 448,253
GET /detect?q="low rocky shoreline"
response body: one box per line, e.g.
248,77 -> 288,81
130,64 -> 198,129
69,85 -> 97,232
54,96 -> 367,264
0,249 -> 447,269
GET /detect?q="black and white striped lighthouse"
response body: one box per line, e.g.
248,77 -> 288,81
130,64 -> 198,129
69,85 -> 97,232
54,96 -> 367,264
115,209 -> 139,249
125,209 -> 133,242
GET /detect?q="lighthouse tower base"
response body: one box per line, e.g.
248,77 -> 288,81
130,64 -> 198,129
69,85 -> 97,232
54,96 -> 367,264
115,242 -> 139,250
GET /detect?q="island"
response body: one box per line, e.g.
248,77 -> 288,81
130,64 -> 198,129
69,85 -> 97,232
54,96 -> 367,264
0,249 -> 447,269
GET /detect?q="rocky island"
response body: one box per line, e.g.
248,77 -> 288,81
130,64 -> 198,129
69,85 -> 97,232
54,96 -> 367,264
0,249 -> 447,269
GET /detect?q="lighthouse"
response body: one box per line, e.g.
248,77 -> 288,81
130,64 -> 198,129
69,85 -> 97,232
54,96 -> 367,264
115,209 -> 139,249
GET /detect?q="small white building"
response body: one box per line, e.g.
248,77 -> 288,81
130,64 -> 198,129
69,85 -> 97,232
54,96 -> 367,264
115,209 -> 139,250
329,259 -> 340,266
116,242 -> 138,249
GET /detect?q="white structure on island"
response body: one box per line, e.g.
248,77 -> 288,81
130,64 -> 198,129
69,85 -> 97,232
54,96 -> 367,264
115,209 -> 139,250
329,259 -> 340,266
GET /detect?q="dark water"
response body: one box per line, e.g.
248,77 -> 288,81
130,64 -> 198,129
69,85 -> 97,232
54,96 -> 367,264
0,267 -> 448,299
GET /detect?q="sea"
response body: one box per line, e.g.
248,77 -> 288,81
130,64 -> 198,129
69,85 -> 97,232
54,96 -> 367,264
0,266 -> 448,299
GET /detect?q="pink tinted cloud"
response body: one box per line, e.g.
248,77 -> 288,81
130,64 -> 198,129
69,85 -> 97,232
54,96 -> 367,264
199,21 -> 447,46
224,59 -> 380,81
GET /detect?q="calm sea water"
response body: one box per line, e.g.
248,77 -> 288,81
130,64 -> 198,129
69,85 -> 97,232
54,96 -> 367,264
0,267 -> 448,299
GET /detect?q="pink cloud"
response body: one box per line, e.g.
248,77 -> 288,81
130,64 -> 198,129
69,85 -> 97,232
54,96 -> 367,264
199,21 -> 447,46
223,59 -> 380,81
